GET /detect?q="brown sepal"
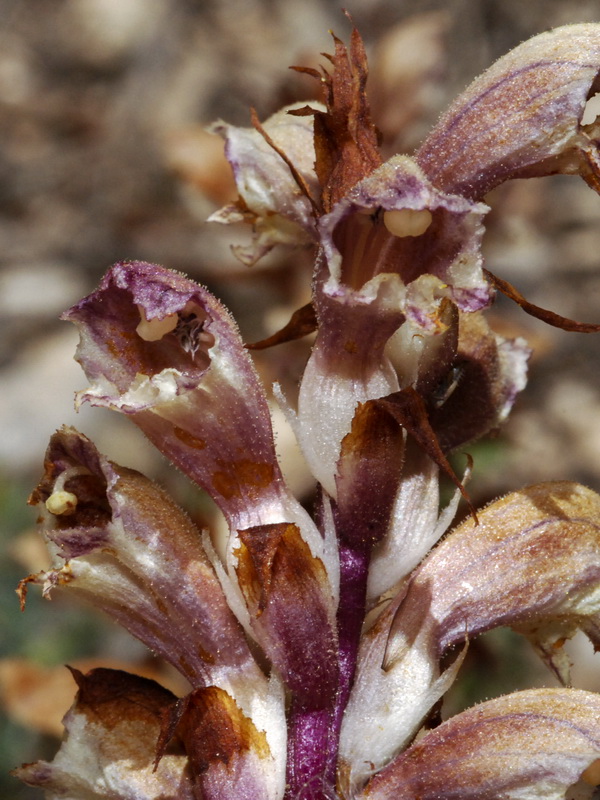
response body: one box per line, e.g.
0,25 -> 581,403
246,302 -> 317,350
66,666 -> 182,769
427,312 -> 509,453
376,388 -> 476,520
485,268 -> 600,332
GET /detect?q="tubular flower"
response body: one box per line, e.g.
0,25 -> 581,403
15,21 -> 600,800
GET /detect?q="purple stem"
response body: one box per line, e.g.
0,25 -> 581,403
285,704 -> 335,800
331,542 -> 371,744
284,542 -> 371,800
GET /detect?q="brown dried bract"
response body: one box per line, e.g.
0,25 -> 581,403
292,23 -> 382,212
246,302 -> 317,350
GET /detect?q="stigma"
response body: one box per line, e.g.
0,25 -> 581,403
45,490 -> 78,516
383,208 -> 433,237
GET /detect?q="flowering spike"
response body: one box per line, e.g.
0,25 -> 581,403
16,21 -> 600,800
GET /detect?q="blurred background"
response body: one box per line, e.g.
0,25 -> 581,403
3,0 -> 600,796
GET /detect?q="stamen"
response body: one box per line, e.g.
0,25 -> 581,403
174,311 -> 215,357
46,490 -> 78,516
135,305 -> 179,342
431,364 -> 464,408
383,208 -> 433,238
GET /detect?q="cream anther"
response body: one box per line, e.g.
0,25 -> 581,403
135,305 -> 179,342
383,208 -> 433,238
46,490 -> 78,516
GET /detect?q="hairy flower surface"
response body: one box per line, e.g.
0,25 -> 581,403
16,20 -> 600,800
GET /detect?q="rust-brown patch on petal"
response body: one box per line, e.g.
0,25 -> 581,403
174,687 -> 270,776
237,523 -> 288,612
235,522 -> 338,705
335,399 -> 405,548
211,460 -> 275,500
173,426 -> 207,449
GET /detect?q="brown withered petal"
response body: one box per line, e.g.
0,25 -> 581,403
416,24 -> 600,199
360,689 -> 600,800
393,481 -> 600,684
235,522 -> 339,708
14,668 -> 193,800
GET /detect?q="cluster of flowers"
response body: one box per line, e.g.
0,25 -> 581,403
14,21 -> 600,800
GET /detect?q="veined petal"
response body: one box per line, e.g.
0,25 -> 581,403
66,261 -> 316,543
392,481 -> 600,684
209,104 -> 319,265
359,689 -> 600,800
341,481 -> 600,788
14,668 -> 193,800
19,428 -> 267,706
416,24 -> 600,199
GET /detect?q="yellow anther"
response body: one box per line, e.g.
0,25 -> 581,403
135,305 -> 179,342
45,490 -> 78,516
383,208 -> 433,238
